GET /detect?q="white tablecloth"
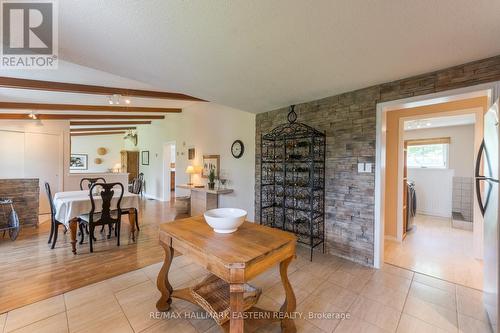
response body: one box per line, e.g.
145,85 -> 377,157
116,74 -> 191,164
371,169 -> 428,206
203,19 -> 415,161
53,190 -> 140,227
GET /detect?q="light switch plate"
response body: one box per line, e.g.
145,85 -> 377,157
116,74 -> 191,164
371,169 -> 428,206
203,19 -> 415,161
365,163 -> 372,173
357,163 -> 365,173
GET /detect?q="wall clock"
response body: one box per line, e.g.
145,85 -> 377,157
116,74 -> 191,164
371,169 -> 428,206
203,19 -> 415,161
231,140 -> 244,158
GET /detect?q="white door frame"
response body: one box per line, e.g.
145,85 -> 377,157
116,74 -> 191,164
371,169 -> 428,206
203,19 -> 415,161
162,141 -> 176,201
374,82 -> 499,268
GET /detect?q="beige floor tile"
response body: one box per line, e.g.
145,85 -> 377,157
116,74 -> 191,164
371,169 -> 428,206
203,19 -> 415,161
361,280 -> 408,311
9,312 -> 68,333
338,261 -> 375,280
458,313 -> 492,333
172,255 -> 194,268
265,283 -> 310,306
413,273 -> 456,294
142,262 -> 164,282
66,296 -> 132,333
249,272 -> 281,292
289,255 -> 310,272
456,285 -> 489,323
168,266 -> 196,288
115,280 -> 162,332
107,269 -> 149,293
4,295 -> 66,332
334,318 -> 386,333
294,317 -> 326,333
182,263 -> 209,280
288,269 -> 326,294
370,270 -> 412,294
312,281 -> 357,311
385,214 -> 482,290
408,281 -> 456,311
1,313 -> 7,333
328,269 -> 371,294
381,264 -> 415,280
141,318 -> 196,333
182,306 -> 216,333
397,314 -> 448,333
349,296 -> 401,332
64,280 -> 113,310
403,296 -> 458,332
297,297 -> 342,332
255,295 -> 281,311
302,260 -> 340,279
251,321 -> 282,333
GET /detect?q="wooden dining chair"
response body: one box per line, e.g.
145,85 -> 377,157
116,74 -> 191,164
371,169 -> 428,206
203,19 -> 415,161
79,177 -> 106,190
44,182 -> 66,249
78,182 -> 124,253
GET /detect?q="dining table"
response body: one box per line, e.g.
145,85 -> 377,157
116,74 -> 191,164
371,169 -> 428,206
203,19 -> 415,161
53,190 -> 140,254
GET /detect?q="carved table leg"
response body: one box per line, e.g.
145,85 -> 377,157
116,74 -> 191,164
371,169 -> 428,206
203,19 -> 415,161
229,283 -> 245,333
128,208 -> 136,242
69,218 -> 78,255
280,256 -> 297,333
156,242 -> 174,311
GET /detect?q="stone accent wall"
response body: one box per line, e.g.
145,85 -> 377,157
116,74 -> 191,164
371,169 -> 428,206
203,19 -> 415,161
255,55 -> 500,266
0,179 -> 39,228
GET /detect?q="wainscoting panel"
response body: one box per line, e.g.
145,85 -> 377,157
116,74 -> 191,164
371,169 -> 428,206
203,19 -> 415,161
407,168 -> 454,218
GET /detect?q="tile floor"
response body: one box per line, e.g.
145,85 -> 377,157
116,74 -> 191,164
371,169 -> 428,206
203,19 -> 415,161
0,246 -> 492,333
385,214 -> 483,290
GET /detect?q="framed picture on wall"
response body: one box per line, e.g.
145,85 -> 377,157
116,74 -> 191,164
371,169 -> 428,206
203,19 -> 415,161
141,151 -> 150,165
70,154 -> 88,170
188,147 -> 195,160
202,155 -> 220,178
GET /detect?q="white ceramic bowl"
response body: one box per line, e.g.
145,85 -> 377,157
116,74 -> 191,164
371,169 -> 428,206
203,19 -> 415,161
203,208 -> 247,233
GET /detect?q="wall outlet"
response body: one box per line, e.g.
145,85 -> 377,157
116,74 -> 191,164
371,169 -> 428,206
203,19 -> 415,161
365,163 -> 372,173
357,163 -> 365,173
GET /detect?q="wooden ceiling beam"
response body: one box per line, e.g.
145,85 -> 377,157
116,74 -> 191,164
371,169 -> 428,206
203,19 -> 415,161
0,76 -> 206,101
71,131 -> 126,137
70,121 -> 151,126
0,114 -> 163,120
70,126 -> 136,132
0,102 -> 181,113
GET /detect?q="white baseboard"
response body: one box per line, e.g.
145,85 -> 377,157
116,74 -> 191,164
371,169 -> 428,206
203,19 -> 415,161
384,235 -> 399,242
143,193 -> 161,201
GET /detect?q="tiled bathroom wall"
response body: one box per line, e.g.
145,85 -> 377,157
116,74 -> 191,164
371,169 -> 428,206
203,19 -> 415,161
452,177 -> 474,222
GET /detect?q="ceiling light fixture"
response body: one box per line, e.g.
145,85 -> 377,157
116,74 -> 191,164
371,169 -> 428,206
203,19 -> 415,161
108,94 -> 125,105
28,111 -> 38,120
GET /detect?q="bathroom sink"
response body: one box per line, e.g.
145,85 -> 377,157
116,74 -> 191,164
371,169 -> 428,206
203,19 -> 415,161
203,208 -> 247,233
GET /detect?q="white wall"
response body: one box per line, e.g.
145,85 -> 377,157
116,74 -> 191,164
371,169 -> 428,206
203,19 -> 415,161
125,102 -> 256,220
404,124 -> 474,218
70,134 -> 124,173
404,124 -> 475,177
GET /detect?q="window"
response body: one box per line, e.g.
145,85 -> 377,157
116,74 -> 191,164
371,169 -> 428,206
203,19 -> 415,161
406,138 -> 449,169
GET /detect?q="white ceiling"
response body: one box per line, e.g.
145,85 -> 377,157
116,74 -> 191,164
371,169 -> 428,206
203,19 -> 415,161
2,1 -> 500,113
404,114 -> 476,130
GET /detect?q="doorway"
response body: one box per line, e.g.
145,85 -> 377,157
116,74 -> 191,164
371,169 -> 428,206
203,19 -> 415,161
374,82 -> 499,289
386,113 -> 482,288
162,141 -> 176,201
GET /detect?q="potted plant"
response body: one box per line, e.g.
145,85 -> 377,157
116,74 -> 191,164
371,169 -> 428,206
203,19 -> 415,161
208,168 -> 216,190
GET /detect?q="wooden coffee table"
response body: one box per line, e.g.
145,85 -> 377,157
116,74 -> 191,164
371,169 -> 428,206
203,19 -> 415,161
156,215 -> 297,333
